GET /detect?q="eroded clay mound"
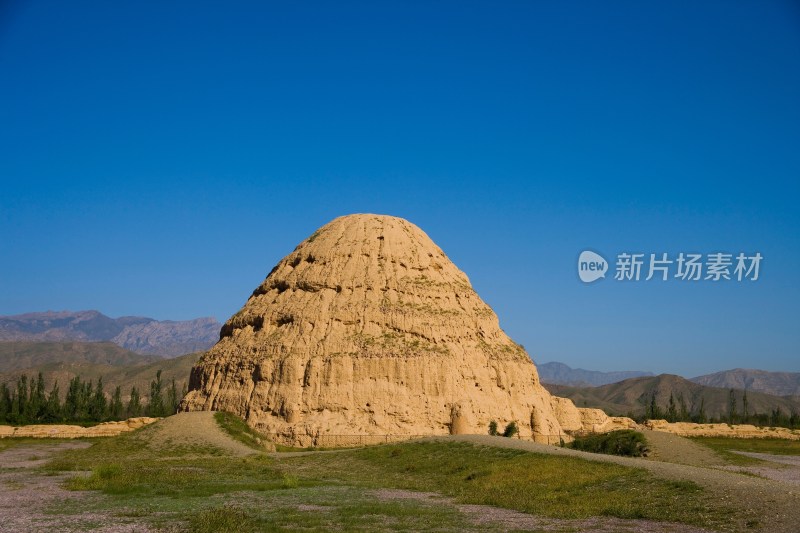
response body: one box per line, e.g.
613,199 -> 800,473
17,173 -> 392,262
181,214 -> 573,445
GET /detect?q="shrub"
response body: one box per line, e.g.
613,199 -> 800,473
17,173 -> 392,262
569,430 -> 649,457
488,420 -> 499,436
502,421 -> 519,438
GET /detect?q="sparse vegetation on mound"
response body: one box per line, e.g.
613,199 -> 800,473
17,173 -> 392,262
214,411 -> 273,451
569,430 -> 650,457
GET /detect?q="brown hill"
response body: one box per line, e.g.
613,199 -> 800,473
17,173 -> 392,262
182,214 -> 587,445
0,341 -> 159,373
0,342 -> 200,400
691,368 -> 800,397
544,374 -> 800,419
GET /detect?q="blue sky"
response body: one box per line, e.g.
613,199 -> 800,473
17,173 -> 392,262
1,1 -> 798,376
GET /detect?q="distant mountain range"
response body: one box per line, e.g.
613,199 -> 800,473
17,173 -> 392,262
544,374 -> 800,419
690,369 -> 800,397
537,361 -> 800,400
537,361 -> 654,387
0,341 -> 200,400
0,310 -> 221,357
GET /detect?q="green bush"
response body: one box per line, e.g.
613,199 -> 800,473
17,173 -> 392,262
502,421 -> 519,438
488,420 -> 499,436
569,430 -> 649,457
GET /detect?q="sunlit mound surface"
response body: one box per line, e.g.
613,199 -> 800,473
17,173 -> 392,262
182,214 -> 615,446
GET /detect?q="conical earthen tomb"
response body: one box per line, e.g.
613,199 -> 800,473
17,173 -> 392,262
182,214 -> 611,446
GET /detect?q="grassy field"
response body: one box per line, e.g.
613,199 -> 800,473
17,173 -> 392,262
21,416 -> 751,532
284,440 -> 718,522
691,436 -> 800,465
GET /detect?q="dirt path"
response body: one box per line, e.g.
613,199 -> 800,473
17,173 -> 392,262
725,451 -> 800,486
443,435 -> 799,533
0,441 -> 151,532
136,411 -> 255,456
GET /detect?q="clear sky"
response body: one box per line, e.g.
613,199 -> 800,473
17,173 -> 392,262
1,1 -> 798,377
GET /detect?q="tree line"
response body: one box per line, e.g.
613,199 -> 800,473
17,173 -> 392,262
0,370 -> 186,425
637,389 -> 800,429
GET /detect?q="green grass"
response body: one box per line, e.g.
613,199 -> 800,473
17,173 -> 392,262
690,436 -> 800,465
285,441 -> 731,527
45,433 -> 290,497
186,506 -> 260,533
41,431 -> 479,531
33,424 -> 749,532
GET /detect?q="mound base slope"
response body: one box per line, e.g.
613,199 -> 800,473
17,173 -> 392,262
136,412 -> 255,456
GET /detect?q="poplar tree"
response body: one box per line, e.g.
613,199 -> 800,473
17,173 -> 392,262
90,377 -> 107,421
0,383 -> 10,422
127,386 -> 142,417
728,389 -> 737,424
667,393 -> 677,422
148,370 -> 165,417
109,386 -> 124,420
43,381 -> 62,422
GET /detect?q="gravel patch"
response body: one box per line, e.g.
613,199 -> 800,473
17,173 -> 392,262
0,441 -> 153,533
